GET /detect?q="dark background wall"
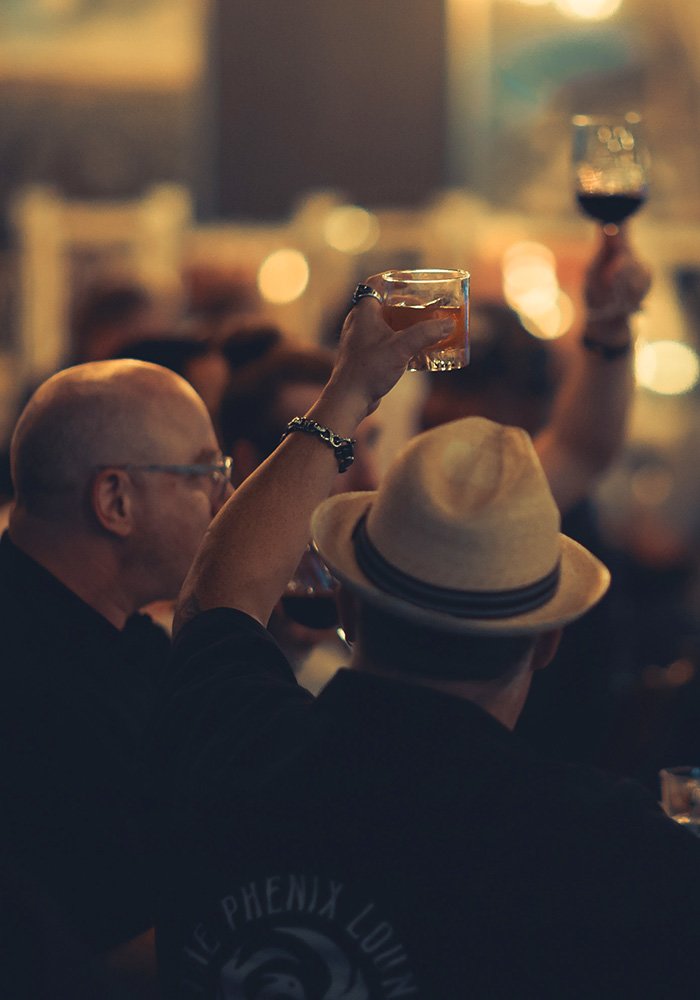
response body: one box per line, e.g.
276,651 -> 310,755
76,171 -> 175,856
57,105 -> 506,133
210,0 -> 447,219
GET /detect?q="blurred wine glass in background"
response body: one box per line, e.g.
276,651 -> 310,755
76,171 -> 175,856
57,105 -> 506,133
572,112 -> 649,235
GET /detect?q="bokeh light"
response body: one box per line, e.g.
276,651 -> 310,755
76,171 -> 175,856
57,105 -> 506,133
635,340 -> 700,396
554,0 -> 623,20
521,291 -> 575,340
502,242 -> 558,315
504,267 -> 558,315
502,241 -> 572,339
502,241 -> 556,270
39,0 -> 81,13
257,249 -> 310,304
323,205 -> 380,254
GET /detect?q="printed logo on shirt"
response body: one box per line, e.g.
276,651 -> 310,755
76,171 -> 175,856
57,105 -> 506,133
178,873 -> 420,998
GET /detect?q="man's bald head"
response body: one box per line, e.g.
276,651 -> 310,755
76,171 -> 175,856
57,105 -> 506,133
12,360 -> 213,522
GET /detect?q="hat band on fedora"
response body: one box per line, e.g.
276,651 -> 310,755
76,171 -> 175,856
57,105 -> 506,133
352,514 -> 560,620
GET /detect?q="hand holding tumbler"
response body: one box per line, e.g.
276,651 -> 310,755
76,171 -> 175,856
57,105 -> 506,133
367,268 -> 470,372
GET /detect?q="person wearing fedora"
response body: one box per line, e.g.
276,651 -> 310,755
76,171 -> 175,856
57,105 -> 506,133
148,297 -> 700,999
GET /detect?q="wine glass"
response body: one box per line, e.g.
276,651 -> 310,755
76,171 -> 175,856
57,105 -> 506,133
659,766 -> 700,837
281,543 -> 340,631
572,113 -> 649,235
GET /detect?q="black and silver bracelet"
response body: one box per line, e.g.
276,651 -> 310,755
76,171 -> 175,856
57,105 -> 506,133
281,417 -> 356,473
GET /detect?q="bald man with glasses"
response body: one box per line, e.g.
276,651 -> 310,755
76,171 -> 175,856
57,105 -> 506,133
0,359 -> 232,991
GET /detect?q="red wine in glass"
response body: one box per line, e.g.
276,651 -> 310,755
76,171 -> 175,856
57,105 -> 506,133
282,544 -> 340,630
572,114 -> 649,232
280,592 -> 339,629
576,190 -> 647,226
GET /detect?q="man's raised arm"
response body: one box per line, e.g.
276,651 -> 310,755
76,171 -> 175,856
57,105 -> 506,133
535,229 -> 651,513
173,299 -> 452,635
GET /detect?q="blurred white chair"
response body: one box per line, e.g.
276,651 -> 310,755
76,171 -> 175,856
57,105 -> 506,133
11,183 -> 192,383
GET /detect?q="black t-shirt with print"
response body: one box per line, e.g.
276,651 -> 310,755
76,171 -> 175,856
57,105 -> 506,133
148,607 -> 700,999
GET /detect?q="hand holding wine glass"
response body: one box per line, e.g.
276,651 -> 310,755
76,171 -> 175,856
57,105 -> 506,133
583,226 -> 652,327
572,113 -> 649,235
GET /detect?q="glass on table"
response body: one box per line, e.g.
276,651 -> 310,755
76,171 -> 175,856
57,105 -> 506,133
367,268 -> 470,372
659,766 -> 700,837
572,112 -> 649,235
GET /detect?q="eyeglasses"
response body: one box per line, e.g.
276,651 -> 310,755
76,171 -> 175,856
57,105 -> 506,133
100,456 -> 234,497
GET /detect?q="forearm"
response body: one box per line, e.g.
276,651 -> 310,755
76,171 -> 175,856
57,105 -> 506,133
174,383 -> 369,634
535,316 -> 634,513
535,225 -> 649,515
173,299 -> 453,635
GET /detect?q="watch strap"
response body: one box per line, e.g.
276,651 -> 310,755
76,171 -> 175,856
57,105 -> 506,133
581,335 -> 633,360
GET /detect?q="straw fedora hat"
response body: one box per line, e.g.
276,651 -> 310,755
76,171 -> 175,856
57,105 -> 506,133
312,416 -> 610,636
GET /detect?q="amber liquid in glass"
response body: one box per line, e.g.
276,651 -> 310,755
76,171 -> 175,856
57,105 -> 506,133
382,302 -> 466,371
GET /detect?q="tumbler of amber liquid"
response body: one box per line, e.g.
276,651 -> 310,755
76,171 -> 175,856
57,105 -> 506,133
370,268 -> 470,372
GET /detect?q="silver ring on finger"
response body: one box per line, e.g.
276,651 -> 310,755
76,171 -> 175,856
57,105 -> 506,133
351,283 -> 383,308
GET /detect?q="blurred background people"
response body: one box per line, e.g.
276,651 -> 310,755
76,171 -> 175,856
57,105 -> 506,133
221,325 -> 381,494
72,281 -> 166,365
180,263 -> 261,340
109,334 -> 230,431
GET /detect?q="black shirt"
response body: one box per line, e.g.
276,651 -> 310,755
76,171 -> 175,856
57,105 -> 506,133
149,608 -> 700,999
0,532 -> 170,951
516,500 -> 617,765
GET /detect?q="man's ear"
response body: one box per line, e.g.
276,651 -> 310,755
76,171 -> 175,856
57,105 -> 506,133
336,585 -> 358,644
90,469 -> 134,538
530,628 -> 563,672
